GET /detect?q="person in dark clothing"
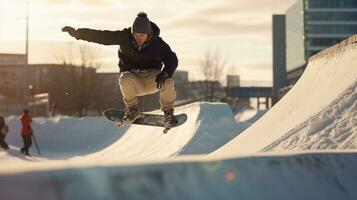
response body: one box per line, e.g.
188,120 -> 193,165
62,12 -> 178,128
0,116 -> 9,150
20,109 -> 32,156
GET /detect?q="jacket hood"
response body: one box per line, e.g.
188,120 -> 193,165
150,21 -> 160,38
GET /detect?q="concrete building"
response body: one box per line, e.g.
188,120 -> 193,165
173,70 -> 189,84
226,75 -> 240,88
272,15 -> 287,105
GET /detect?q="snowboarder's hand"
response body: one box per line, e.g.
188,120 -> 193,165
62,26 -> 77,38
155,71 -> 169,89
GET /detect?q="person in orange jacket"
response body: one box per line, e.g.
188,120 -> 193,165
20,109 -> 32,156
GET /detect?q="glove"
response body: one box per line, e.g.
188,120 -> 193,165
62,26 -> 77,38
155,71 -> 170,89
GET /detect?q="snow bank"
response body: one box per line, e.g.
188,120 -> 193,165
1,152 -> 357,200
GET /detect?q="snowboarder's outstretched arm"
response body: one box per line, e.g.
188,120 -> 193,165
62,26 -> 125,45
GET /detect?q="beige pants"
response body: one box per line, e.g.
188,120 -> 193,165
119,70 -> 176,110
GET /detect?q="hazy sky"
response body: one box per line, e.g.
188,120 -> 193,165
0,0 -> 296,84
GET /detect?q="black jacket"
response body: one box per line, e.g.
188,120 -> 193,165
74,22 -> 178,77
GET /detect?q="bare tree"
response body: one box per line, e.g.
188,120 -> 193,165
51,44 -> 102,116
53,42 -> 75,65
200,48 -> 227,101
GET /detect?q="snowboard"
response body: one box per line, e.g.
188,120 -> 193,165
103,108 -> 187,133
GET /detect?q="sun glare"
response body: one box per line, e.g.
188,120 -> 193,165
0,1 -> 26,41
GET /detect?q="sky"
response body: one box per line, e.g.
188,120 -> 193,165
0,0 -> 296,84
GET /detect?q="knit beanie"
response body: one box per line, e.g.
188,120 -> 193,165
132,12 -> 152,34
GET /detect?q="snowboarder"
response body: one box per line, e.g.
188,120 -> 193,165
20,109 -> 32,156
0,116 -> 9,150
62,12 -> 178,128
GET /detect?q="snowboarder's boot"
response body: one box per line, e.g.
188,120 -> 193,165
122,105 -> 140,124
163,108 -> 177,128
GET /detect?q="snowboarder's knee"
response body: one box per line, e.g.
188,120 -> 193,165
159,78 -> 175,91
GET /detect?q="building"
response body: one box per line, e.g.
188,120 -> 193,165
0,54 -> 26,65
187,80 -> 224,101
272,15 -> 287,105
285,0 -> 357,85
226,75 -> 240,88
172,70 -> 190,101
0,60 -> 98,116
96,73 -> 123,111
173,70 -> 189,84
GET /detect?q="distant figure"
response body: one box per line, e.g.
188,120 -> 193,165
62,12 -> 178,128
0,116 -> 9,150
20,109 -> 32,156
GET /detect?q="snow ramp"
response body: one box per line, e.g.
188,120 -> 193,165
211,34 -> 357,157
75,102 -> 238,160
2,102 -> 238,161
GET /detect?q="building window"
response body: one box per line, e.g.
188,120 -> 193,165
306,0 -> 357,8
306,24 -> 357,34
306,38 -> 343,47
306,12 -> 357,21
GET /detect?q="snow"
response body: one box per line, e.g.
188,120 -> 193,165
1,102 -> 240,163
263,83 -> 357,151
0,35 -> 356,199
234,107 -> 267,127
211,35 -> 357,157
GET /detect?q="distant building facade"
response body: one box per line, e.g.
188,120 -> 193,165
173,70 -> 189,84
0,54 -> 27,99
0,54 -> 26,65
285,0 -> 357,85
226,75 -> 240,88
96,73 -> 123,111
0,61 -> 98,116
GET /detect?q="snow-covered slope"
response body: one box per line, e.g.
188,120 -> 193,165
211,35 -> 357,157
264,82 -> 357,151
